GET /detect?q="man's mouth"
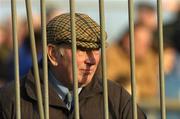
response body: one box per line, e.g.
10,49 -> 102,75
81,69 -> 93,75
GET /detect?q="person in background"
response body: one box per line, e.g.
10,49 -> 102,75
135,2 -> 157,31
106,23 -> 158,102
0,25 -> 9,88
46,5 -> 65,22
6,14 -> 42,81
7,29 -> 42,81
154,32 -> 180,119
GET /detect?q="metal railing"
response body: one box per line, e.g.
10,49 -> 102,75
25,0 -> 45,119
10,0 -> 166,119
40,0 -> 49,119
69,0 -> 80,119
11,0 -> 21,119
128,0 -> 137,118
157,0 -> 166,118
99,0 -> 109,119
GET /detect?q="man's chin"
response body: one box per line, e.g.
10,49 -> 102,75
78,79 -> 92,88
68,76 -> 93,89
77,82 -> 88,88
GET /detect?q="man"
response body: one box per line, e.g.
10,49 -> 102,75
106,23 -> 158,101
136,3 -> 157,31
0,13 -> 146,119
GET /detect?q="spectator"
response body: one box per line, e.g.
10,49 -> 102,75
106,23 -> 158,101
0,25 -> 10,87
7,29 -> 42,81
135,2 -> 157,31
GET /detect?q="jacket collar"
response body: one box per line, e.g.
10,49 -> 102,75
24,65 -> 103,108
25,67 -> 66,108
79,75 -> 103,100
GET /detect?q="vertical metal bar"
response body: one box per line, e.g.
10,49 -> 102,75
25,0 -> 45,119
157,0 -> 166,118
99,0 -> 109,119
69,0 -> 80,119
128,0 -> 137,119
40,0 -> 49,119
11,0 -> 21,119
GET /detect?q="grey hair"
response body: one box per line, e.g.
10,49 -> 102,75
55,46 -> 64,57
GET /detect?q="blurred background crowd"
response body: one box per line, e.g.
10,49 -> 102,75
0,0 -> 180,118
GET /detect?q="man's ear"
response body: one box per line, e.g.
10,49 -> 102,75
47,44 -> 59,66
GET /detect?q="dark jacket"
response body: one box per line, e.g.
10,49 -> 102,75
0,67 -> 146,119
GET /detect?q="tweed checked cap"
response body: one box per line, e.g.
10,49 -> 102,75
47,13 -> 107,49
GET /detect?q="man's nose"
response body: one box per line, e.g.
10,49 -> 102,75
84,53 -> 96,66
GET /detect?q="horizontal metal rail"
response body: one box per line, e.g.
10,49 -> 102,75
140,99 -> 180,111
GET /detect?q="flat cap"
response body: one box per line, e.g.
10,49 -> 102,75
47,13 -> 107,49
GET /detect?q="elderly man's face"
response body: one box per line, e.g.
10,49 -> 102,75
49,45 -> 101,89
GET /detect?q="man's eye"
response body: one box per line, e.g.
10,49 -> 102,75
76,49 -> 100,56
77,50 -> 85,55
93,50 -> 100,55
